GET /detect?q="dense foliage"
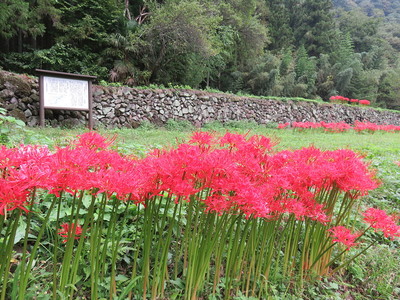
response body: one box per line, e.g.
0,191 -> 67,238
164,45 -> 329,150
1,0 -> 400,110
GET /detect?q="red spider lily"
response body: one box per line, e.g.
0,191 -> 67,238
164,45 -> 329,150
329,96 -> 369,105
329,95 -> 349,102
358,99 -> 370,105
0,132 -> 380,221
277,122 -> 290,129
268,147 -> 378,196
278,121 -> 399,133
0,146 -> 19,171
188,131 -> 215,147
291,122 -> 322,129
282,121 -> 353,132
74,131 -> 116,151
320,121 -> 352,133
363,208 -> 400,239
0,180 -> 31,216
395,161 -> 400,167
219,132 -> 248,149
58,223 -> 84,243
354,121 -> 400,133
0,131 -> 394,297
328,226 -> 360,249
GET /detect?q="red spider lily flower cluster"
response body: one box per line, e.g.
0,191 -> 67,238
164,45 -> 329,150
353,121 -> 400,133
2,131 -> 399,243
58,223 -> 84,243
0,132 -> 373,211
363,208 -> 400,239
287,121 -> 352,132
277,121 -> 400,133
330,95 -> 352,103
328,226 -> 360,250
358,100 -> 371,105
329,96 -> 371,106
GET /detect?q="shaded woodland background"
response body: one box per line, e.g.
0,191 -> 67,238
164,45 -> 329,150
1,0 -> 400,110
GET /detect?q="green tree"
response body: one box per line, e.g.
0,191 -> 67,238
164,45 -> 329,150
55,0 -> 124,48
132,0 -> 221,84
265,0 -> 294,51
0,0 -> 61,52
316,54 -> 335,100
211,0 -> 269,91
331,32 -> 355,66
336,9 -> 380,53
0,0 -> 30,52
295,45 -> 317,96
243,52 -> 281,96
294,0 -> 338,56
377,69 -> 400,110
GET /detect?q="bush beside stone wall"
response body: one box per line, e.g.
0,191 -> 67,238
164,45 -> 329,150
1,70 -> 400,128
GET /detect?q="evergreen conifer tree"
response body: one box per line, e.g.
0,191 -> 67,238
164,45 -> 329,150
294,0 -> 338,56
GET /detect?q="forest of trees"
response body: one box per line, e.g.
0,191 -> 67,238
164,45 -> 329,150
1,0 -> 400,110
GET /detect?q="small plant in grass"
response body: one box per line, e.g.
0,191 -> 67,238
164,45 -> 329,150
344,242 -> 399,298
0,107 -> 25,145
0,131 -> 399,299
138,120 -> 156,130
165,119 -> 194,131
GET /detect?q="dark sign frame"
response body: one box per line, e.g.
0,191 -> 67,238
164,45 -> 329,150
36,69 -> 97,130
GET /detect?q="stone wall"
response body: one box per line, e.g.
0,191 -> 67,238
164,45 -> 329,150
1,70 -> 400,128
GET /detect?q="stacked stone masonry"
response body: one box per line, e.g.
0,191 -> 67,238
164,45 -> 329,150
1,70 -> 399,128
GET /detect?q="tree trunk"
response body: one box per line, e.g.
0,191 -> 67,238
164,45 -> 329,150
0,38 -> 10,52
18,29 -> 23,53
124,0 -> 131,20
31,36 -> 37,49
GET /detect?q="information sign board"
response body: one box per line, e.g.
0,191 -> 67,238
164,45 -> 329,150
36,69 -> 96,129
43,76 -> 89,110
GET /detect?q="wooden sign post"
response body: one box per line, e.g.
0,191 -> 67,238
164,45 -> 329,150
36,69 -> 97,129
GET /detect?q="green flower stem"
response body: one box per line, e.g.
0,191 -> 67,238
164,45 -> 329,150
282,215 -> 297,277
90,192 -> 109,299
211,213 -> 233,296
253,218 -> 280,298
52,191 -> 64,300
243,218 -> 260,297
141,197 -> 156,299
127,202 -> 143,300
182,196 -> 196,277
0,211 -> 20,300
329,240 -> 378,274
68,192 -> 98,299
18,193 -> 59,300
58,191 -> 84,297
17,189 -> 36,294
186,208 -> 226,300
109,197 -> 129,300
151,195 -> 180,299
271,215 -> 292,283
224,214 -> 251,299
173,199 -> 184,281
0,214 -> 5,242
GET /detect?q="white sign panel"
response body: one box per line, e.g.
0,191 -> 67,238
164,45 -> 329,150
43,76 -> 89,109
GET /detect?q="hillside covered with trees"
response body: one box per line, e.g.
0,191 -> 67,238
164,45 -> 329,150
1,0 -> 400,110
